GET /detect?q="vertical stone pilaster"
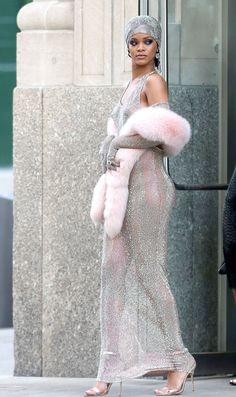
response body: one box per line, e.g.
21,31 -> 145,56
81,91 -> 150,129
112,1 -> 138,85
14,0 -> 76,377
74,0 -> 112,85
74,0 -> 138,86
13,88 -> 43,376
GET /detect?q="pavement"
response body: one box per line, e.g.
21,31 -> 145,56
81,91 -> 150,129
1,328 -> 236,397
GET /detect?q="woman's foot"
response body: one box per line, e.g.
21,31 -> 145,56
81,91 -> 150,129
154,371 -> 192,395
84,381 -> 112,396
154,356 -> 196,395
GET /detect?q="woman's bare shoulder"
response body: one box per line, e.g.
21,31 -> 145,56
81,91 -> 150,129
144,72 -> 168,105
145,72 -> 167,90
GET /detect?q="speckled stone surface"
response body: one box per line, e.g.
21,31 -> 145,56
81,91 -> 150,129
13,88 -> 43,376
13,85 -> 218,377
41,86 -> 121,377
168,86 -> 218,353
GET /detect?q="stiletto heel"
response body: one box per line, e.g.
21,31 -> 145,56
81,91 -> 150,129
191,372 -> 194,392
154,359 -> 196,396
118,381 -> 123,397
84,382 -> 112,396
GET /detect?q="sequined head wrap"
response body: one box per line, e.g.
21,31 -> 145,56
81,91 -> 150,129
125,15 -> 162,49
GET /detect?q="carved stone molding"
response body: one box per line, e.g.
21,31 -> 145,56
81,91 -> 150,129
17,0 -> 74,32
16,0 -> 74,86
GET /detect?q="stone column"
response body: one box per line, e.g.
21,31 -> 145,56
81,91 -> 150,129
14,0 -> 74,377
14,0 -> 138,377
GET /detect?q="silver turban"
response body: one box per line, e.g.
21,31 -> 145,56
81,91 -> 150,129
125,15 -> 162,48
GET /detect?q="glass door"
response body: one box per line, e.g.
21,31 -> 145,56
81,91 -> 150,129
139,0 -> 236,375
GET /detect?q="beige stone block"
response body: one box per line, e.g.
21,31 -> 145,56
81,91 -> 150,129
74,0 -> 112,85
17,31 -> 74,87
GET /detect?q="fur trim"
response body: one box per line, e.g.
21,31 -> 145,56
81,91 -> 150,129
107,117 -> 118,136
90,174 -> 106,225
103,149 -> 143,238
119,106 -> 191,156
91,107 -> 191,239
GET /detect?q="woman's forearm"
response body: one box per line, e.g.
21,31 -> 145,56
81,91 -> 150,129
106,134 -> 163,171
112,135 -> 162,150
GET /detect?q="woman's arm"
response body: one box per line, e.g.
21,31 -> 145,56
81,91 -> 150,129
143,73 -> 169,106
111,134 -> 161,150
106,134 -> 162,171
99,134 -> 115,173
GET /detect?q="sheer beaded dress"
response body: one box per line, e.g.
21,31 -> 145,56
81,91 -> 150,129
96,73 -> 194,383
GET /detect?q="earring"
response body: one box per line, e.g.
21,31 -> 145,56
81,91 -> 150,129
155,50 -> 160,60
155,49 -> 161,71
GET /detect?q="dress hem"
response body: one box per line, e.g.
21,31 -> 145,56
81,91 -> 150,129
96,364 -> 190,383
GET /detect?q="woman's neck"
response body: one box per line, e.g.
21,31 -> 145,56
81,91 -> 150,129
131,65 -> 156,81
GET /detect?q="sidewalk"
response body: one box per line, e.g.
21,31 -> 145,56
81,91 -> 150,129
1,329 -> 235,397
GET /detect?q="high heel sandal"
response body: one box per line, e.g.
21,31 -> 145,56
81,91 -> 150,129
154,362 -> 196,396
84,383 -> 112,396
84,381 -> 122,397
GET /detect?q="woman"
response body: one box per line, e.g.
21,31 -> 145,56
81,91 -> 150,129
222,166 -> 236,386
86,16 -> 196,397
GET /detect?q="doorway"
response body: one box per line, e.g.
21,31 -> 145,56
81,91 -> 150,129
139,0 -> 236,375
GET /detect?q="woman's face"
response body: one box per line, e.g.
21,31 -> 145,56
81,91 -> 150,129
128,33 -> 157,67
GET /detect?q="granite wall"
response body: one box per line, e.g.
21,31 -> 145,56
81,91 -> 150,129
168,86 -> 219,353
13,84 -> 219,376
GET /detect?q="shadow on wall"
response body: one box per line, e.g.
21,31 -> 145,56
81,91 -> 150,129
0,169 -> 13,327
0,197 -> 13,327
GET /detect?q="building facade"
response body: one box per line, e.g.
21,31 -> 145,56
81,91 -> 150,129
13,0 -> 236,377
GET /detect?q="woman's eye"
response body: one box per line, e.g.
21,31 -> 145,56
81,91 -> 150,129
129,40 -> 137,46
145,39 -> 153,45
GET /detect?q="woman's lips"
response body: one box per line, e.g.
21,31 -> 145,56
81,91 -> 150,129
136,55 -> 146,59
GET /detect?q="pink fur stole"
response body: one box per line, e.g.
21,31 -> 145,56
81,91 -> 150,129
90,106 -> 191,239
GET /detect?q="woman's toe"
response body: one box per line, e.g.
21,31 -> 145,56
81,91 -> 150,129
154,386 -> 169,395
84,387 -> 99,396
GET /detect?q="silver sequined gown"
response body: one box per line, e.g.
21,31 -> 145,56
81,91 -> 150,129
97,73 -> 194,382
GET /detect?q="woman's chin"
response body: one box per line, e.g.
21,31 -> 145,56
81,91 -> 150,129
133,57 -> 155,67
133,60 -> 152,67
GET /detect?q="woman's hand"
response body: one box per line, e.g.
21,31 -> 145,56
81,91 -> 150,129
99,135 -> 115,173
106,134 -> 163,171
106,139 -> 120,171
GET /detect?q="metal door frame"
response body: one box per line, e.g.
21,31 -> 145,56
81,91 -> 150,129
139,0 -> 236,377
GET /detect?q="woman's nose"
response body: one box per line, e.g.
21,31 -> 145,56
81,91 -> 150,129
137,43 -> 145,51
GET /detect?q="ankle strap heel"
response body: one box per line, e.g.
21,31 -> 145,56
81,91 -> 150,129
118,381 -> 123,397
190,372 -> 194,392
